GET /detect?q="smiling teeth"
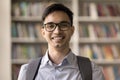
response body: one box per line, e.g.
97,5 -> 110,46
52,36 -> 64,39
54,37 -> 63,39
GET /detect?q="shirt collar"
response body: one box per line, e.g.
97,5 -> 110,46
41,50 -> 49,65
41,50 -> 77,66
63,50 -> 76,65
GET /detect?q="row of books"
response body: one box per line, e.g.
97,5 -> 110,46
12,44 -> 47,59
12,65 -> 21,80
103,66 -> 120,80
11,22 -> 45,41
79,44 -> 120,60
12,22 -> 120,40
97,3 -> 120,16
12,2 -> 47,16
79,23 -> 120,39
12,1 -> 71,17
79,3 -> 120,17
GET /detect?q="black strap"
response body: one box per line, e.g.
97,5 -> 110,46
26,57 -> 42,80
77,56 -> 92,80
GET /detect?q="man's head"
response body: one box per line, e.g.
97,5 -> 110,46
41,3 -> 74,49
42,3 -> 73,26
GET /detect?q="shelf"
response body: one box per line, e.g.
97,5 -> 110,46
12,59 -> 120,65
79,0 -> 120,3
92,59 -> 120,66
78,17 -> 120,23
79,38 -> 120,44
12,0 -> 71,3
12,16 -> 42,22
12,38 -> 46,43
12,59 -> 29,64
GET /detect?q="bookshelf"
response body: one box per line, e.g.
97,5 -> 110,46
77,0 -> 120,80
10,0 -> 120,80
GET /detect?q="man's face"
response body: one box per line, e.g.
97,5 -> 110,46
41,11 -> 74,48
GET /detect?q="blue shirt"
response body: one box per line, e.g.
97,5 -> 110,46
18,51 -> 105,80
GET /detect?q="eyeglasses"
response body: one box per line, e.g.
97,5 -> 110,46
43,22 -> 71,32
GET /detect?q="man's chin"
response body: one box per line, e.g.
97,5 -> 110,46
55,44 -> 62,48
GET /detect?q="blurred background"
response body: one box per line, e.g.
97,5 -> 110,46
0,0 -> 120,80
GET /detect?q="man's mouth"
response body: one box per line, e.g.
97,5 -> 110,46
52,36 -> 65,41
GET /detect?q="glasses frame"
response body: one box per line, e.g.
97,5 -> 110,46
43,22 -> 72,32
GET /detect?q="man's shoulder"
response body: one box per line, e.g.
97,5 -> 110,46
20,57 -> 42,71
21,64 -> 29,71
76,56 -> 102,71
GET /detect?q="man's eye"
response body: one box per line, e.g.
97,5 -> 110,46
47,24 -> 55,28
60,23 -> 69,27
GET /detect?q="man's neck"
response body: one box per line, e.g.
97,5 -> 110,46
48,47 -> 70,64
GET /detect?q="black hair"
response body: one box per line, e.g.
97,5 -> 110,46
42,3 -> 73,25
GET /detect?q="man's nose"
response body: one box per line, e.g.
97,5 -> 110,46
54,26 -> 61,33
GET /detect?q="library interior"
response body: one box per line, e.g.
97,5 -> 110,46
0,0 -> 120,80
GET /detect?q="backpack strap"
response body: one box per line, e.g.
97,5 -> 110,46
26,57 -> 42,80
77,56 -> 92,80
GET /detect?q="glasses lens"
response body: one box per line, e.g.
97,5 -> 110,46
45,23 -> 55,31
59,22 -> 71,30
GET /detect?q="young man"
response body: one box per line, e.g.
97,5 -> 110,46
18,3 -> 105,80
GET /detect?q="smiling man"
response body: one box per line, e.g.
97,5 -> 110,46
18,3 -> 105,80
41,10 -> 74,64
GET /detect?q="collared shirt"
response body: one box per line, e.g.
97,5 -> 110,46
18,51 -> 105,80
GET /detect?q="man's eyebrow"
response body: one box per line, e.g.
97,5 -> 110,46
44,21 -> 70,24
44,22 -> 54,24
59,21 -> 70,23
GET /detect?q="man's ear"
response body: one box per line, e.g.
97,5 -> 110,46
40,27 -> 45,37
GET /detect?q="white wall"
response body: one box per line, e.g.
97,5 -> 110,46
0,0 -> 11,80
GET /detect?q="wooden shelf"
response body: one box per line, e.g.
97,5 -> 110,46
12,16 -> 42,22
78,17 -> 120,23
79,38 -> 120,44
12,59 -> 120,65
12,59 -> 30,64
12,38 -> 46,43
79,0 -> 120,3
92,59 -> 120,66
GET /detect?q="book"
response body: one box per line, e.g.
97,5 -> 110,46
12,44 -> 17,59
113,66 -> 120,80
28,23 -> 36,39
89,3 -> 98,19
79,3 -> 89,16
12,65 -> 21,80
27,45 -> 36,59
16,23 -> 24,38
94,24 -> 104,38
21,45 -> 28,59
103,66 -> 115,80
91,44 -> 103,60
101,45 -> 114,60
79,24 -> 89,38
83,45 -> 93,59
21,23 -> 29,38
97,4 -> 105,16
111,44 -> 119,59
19,1 -> 28,16
12,2 -> 20,16
115,23 -> 120,39
11,22 -> 18,37
88,24 -> 96,40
